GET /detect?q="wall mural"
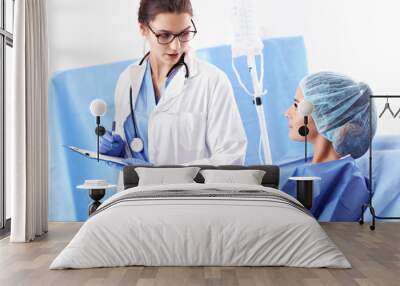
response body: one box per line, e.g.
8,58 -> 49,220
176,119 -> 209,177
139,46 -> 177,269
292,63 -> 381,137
49,35 -> 400,223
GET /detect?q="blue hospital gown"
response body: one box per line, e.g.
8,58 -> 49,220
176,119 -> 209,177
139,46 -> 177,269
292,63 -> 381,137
281,156 -> 369,221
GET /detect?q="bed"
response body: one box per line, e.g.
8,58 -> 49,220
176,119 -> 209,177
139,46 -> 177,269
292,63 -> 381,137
50,165 -> 350,269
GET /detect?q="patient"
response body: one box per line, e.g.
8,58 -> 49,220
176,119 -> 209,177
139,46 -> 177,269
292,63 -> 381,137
285,71 -> 377,163
282,72 -> 378,221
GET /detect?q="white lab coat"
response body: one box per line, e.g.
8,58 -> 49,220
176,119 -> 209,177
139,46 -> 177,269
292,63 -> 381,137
114,52 -> 247,166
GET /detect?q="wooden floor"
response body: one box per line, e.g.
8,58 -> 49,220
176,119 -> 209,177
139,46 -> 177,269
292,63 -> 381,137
0,222 -> 399,286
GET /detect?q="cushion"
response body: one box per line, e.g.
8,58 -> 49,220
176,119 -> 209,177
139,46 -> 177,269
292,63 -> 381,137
135,167 -> 201,186
200,169 -> 266,185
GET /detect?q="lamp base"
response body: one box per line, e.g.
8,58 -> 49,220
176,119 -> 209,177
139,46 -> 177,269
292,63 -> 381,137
296,180 -> 313,210
88,189 -> 105,215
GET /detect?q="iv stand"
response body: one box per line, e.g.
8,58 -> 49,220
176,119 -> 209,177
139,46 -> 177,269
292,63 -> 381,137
232,52 -> 272,165
248,54 -> 272,165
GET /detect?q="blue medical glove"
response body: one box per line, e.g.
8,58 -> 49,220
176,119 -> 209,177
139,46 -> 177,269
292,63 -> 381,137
105,158 -> 153,171
99,130 -> 125,157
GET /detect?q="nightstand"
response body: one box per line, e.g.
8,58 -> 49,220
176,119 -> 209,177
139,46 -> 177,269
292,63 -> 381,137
289,176 -> 321,210
77,180 -> 116,215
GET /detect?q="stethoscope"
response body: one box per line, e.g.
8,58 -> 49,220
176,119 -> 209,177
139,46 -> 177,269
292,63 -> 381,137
128,51 -> 190,154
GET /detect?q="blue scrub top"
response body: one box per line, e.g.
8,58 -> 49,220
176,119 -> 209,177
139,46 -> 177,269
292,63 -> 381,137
281,156 -> 369,222
122,60 -> 179,161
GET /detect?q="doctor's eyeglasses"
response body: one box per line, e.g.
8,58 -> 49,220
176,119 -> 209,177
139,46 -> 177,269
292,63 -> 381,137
147,19 -> 197,45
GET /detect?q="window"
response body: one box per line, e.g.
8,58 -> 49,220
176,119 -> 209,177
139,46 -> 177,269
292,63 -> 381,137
0,0 -> 14,235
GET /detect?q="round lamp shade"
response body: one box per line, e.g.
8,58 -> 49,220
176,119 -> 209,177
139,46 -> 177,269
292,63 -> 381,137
297,100 -> 314,116
90,99 -> 107,117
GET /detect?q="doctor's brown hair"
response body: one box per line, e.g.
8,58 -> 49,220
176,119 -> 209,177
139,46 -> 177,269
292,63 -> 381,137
138,0 -> 193,23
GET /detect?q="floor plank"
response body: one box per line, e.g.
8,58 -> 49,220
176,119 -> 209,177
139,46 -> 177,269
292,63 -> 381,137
0,222 -> 399,286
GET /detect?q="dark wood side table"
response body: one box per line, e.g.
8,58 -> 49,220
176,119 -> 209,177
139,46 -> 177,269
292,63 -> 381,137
289,176 -> 321,210
77,181 -> 116,215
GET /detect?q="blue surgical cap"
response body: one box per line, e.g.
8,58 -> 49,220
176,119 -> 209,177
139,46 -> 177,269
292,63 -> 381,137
300,71 -> 377,159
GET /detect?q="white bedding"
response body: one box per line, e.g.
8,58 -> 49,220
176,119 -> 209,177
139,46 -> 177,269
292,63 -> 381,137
50,183 -> 351,269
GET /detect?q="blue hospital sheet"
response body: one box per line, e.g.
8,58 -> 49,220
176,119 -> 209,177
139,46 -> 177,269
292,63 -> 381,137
356,135 -> 400,220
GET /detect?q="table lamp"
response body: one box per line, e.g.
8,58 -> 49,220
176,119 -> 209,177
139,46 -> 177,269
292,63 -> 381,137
297,100 -> 314,163
89,99 -> 107,162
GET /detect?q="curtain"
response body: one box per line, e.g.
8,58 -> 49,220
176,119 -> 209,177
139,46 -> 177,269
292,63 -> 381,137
9,0 -> 49,242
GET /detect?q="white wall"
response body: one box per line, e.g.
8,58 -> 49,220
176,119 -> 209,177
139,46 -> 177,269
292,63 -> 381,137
47,0 -> 308,73
47,0 -> 400,134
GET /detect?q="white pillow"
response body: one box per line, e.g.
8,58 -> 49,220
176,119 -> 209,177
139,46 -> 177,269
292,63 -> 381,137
136,167 -> 201,186
200,169 -> 266,185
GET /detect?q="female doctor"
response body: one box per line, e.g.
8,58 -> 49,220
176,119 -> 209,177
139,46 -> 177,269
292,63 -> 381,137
100,0 -> 247,167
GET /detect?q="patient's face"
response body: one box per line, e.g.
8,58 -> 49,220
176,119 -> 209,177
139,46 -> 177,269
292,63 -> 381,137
284,88 -> 318,142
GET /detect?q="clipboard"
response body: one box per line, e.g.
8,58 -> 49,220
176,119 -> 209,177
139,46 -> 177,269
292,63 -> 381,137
64,145 -> 128,166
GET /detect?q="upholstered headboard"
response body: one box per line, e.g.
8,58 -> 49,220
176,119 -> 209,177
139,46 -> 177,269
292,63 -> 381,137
123,165 -> 280,190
